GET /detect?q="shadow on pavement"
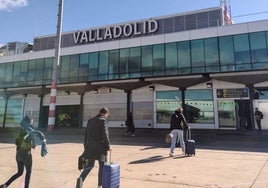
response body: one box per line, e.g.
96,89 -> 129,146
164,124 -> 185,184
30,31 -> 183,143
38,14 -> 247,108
128,155 -> 170,164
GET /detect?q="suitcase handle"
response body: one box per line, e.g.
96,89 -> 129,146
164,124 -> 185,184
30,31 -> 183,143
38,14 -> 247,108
186,128 -> 191,140
106,149 -> 112,164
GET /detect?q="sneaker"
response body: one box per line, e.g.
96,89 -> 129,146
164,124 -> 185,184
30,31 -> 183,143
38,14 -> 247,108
97,186 -> 102,188
131,134 -> 135,136
0,185 -> 7,188
169,152 -> 174,157
76,177 -> 83,188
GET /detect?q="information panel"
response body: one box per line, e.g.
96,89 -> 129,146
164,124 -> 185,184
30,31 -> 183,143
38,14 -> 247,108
216,88 -> 249,99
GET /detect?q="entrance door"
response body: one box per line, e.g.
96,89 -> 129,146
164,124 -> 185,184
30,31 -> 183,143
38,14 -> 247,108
41,105 -> 80,128
217,100 -> 236,129
235,100 -> 252,130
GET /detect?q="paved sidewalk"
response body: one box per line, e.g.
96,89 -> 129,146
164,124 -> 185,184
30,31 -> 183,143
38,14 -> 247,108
0,128 -> 268,188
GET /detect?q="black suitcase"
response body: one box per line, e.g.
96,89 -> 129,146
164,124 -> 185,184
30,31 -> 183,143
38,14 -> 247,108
185,129 -> 195,156
102,151 -> 120,188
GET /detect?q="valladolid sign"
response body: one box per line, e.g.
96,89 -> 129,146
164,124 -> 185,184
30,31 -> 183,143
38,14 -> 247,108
73,19 -> 158,44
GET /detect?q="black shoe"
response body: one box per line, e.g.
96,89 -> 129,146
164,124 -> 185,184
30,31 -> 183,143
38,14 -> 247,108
76,177 -> 83,188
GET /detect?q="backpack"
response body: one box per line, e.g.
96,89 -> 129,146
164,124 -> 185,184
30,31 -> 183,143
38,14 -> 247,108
15,128 -> 33,150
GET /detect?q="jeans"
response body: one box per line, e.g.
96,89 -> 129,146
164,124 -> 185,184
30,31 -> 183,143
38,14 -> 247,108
78,158 -> 105,187
170,129 -> 185,153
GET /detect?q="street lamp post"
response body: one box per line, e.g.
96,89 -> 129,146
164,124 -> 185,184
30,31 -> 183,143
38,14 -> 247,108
47,0 -> 64,131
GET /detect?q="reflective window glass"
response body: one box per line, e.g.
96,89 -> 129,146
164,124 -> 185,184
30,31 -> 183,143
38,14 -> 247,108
204,37 -> 219,72
35,59 -> 44,84
141,46 -> 152,77
79,53 -> 89,81
156,90 -> 181,123
43,57 -> 53,84
6,98 -> 23,124
234,34 -> 251,66
89,52 -> 98,81
13,62 -> 21,83
178,41 -> 191,74
129,47 -> 141,78
250,32 -> 268,69
119,48 -> 129,79
0,63 -> 6,85
219,36 -> 235,65
20,61 -> 28,83
98,51 -> 109,80
59,56 -> 70,83
153,44 -> 165,76
109,50 -> 119,79
166,42 -> 178,75
69,55 -> 79,82
27,59 -> 36,83
185,89 -> 214,124
191,39 -> 205,73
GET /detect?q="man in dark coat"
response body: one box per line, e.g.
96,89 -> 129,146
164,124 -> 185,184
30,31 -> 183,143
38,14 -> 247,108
76,107 -> 110,188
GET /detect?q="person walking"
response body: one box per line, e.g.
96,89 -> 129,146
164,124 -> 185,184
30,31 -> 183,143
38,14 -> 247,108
169,107 -> 189,157
254,108 -> 263,131
0,115 -> 48,188
76,107 -> 111,188
125,112 -> 135,136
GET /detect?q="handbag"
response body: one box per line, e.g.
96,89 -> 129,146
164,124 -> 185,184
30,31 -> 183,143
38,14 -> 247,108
165,133 -> 173,144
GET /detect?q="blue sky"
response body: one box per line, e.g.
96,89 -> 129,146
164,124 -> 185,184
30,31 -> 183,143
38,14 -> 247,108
0,0 -> 268,45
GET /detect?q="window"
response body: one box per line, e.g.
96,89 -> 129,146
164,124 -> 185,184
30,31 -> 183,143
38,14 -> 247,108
156,90 -> 181,123
234,34 -> 251,70
79,53 -> 89,81
59,56 -> 70,83
6,98 -> 23,124
185,89 -> 214,124
98,51 -> 109,80
43,57 -> 53,84
0,63 -> 6,87
27,59 -> 36,84
219,36 -> 235,71
69,55 -> 79,82
204,38 -> 219,72
129,47 -> 141,78
119,48 -> 129,79
178,41 -> 191,74
165,43 -> 177,75
250,32 -> 268,69
109,50 -> 120,79
141,46 -> 152,77
89,52 -> 98,81
191,39 -> 205,73
153,44 -> 165,76
35,59 -> 44,85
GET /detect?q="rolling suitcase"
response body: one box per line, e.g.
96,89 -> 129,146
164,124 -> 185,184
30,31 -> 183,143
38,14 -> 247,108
185,129 -> 195,156
102,150 -> 120,188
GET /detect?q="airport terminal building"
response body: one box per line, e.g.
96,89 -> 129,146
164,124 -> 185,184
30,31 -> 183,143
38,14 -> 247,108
0,6 -> 268,130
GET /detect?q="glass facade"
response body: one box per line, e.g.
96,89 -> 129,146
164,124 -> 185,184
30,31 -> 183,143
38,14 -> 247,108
1,31 -> 268,88
0,98 -> 23,125
156,90 -> 214,125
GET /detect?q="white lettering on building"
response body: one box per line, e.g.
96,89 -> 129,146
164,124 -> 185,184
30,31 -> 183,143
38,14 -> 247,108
73,19 -> 158,44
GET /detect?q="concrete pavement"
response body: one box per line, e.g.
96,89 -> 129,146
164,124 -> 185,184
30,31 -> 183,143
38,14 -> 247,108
0,128 -> 268,188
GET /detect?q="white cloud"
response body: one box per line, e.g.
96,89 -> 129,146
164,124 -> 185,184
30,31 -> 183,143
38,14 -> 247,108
0,0 -> 28,12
